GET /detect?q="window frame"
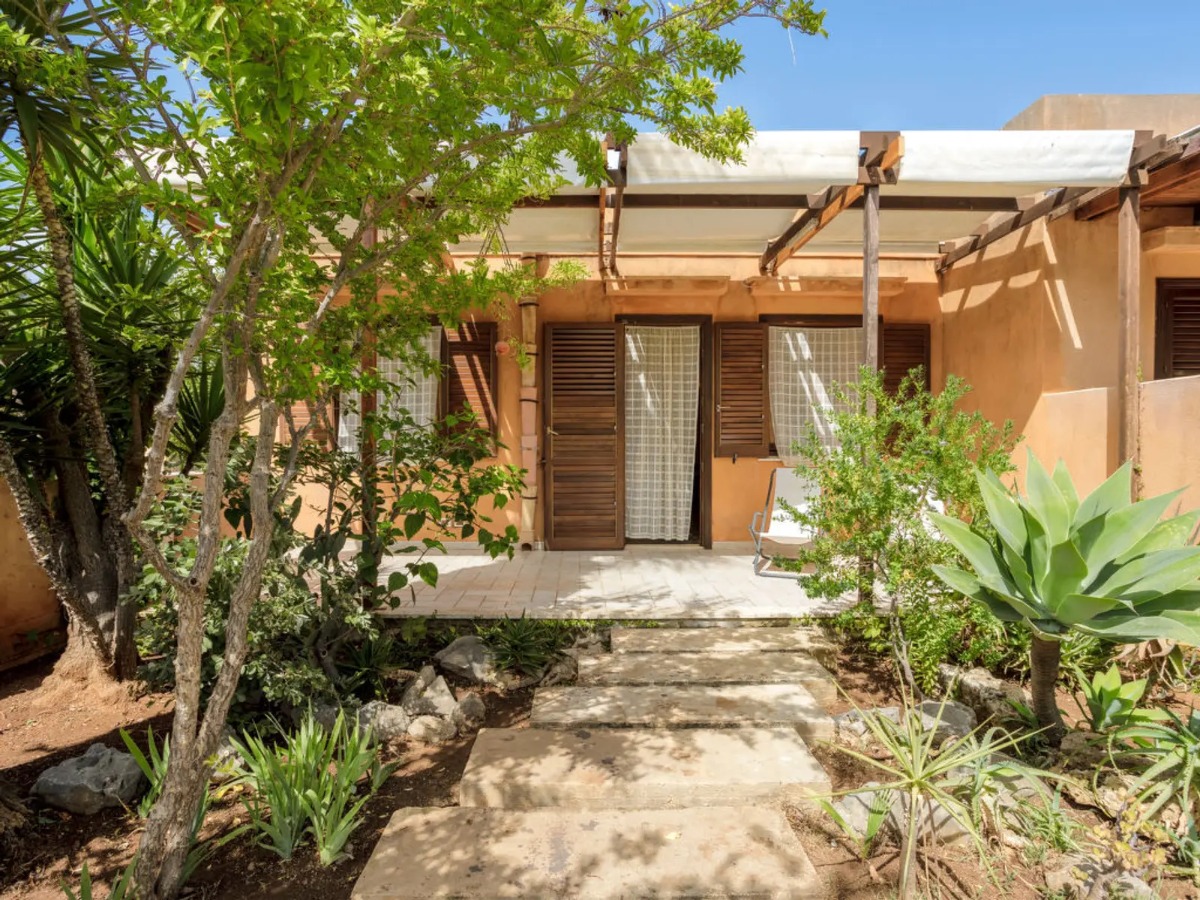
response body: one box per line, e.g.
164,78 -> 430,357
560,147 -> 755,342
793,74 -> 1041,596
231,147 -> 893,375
1155,279 -> 1200,380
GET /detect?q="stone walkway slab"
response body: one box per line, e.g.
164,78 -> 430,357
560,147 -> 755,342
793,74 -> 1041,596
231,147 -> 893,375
460,726 -> 830,810
578,651 -> 835,702
351,806 -> 822,899
530,684 -> 833,741
611,625 -> 837,668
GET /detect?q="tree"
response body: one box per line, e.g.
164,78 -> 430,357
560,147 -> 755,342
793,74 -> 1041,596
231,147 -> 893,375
0,1 -> 165,678
34,1 -> 828,895
784,369 -> 1017,695
932,455 -> 1200,744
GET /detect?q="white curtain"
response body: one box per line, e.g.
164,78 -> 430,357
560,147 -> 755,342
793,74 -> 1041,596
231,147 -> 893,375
379,326 -> 443,427
624,326 -> 700,541
337,326 -> 442,454
768,326 -> 863,464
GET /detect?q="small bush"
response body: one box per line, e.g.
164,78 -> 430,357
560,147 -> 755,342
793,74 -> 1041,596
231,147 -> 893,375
477,616 -> 573,675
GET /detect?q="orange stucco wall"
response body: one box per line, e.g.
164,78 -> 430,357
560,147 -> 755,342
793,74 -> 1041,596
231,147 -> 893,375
940,212 -> 1200,506
0,479 -> 61,666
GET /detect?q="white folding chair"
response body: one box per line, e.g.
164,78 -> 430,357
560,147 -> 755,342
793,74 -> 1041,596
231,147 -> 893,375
749,468 -> 819,578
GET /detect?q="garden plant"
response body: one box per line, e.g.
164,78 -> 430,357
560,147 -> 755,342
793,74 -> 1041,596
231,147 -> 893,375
931,454 -> 1200,743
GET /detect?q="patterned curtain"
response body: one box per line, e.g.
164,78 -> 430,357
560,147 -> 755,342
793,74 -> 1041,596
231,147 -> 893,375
337,326 -> 443,454
768,326 -> 863,464
624,325 -> 701,541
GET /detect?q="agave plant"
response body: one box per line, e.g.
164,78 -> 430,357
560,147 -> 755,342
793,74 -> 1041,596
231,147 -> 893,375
930,453 -> 1200,742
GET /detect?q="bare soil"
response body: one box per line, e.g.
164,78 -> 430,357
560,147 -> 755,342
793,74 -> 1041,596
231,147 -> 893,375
4,647 -> 1198,900
0,655 -> 532,900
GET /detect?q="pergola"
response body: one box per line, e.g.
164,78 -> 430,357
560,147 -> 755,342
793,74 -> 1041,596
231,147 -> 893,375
456,126 -> 1200,486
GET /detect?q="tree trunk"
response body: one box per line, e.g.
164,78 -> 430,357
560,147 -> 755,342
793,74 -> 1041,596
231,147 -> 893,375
134,755 -> 211,898
20,134 -> 139,681
1030,635 -> 1065,745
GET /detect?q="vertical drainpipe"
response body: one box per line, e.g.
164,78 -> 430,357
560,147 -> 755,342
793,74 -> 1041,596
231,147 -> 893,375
518,253 -> 548,548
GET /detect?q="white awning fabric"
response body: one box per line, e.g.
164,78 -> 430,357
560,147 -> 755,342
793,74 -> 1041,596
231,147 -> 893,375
452,128 -> 1141,257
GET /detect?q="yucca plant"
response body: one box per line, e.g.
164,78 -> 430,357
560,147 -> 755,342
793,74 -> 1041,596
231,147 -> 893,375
931,453 -> 1200,742
819,693 -> 1041,899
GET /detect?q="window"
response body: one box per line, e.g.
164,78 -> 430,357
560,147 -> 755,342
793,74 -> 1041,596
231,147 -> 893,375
713,318 -> 931,459
768,325 -> 862,460
1156,280 -> 1200,379
334,321 -> 498,454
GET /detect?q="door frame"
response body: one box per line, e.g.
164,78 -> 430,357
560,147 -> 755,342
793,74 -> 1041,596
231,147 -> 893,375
617,315 -> 713,549
541,322 -> 627,551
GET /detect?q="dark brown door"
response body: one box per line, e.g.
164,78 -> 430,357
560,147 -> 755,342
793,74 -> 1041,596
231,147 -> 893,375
544,323 -> 625,550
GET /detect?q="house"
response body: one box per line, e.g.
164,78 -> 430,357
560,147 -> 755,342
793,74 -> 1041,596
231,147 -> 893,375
305,94 -> 1200,557
4,95 -> 1200,649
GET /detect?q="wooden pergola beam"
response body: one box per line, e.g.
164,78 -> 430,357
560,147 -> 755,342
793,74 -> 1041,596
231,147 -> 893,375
1076,138 -> 1200,220
936,186 -> 1093,270
759,132 -> 903,276
1117,185 -> 1141,497
598,138 -> 627,277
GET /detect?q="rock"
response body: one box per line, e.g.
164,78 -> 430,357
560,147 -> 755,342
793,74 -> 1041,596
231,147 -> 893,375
940,665 -> 1029,725
34,744 -> 147,815
1045,856 -> 1157,899
833,783 -> 972,848
451,693 -> 486,732
401,668 -> 458,718
407,715 -> 457,744
918,699 -> 977,739
435,636 -> 501,684
834,701 -> 975,748
540,655 -> 578,687
358,701 -> 412,742
496,670 -> 543,691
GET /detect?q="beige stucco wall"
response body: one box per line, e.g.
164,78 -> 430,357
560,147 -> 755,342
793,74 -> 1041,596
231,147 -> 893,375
1140,375 -> 1200,512
940,210 -> 1200,503
1005,94 -> 1200,136
0,479 -> 60,667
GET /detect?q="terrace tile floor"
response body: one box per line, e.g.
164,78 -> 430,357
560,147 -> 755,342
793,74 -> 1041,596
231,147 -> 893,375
377,543 -> 855,621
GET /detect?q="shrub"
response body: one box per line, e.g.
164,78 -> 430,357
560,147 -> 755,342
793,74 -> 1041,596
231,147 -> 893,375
134,407 -> 524,718
786,368 -> 1018,695
232,710 -> 394,865
477,615 -> 573,675
931,454 -> 1200,742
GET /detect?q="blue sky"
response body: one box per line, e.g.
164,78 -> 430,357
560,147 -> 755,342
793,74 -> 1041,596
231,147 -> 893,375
718,0 -> 1200,130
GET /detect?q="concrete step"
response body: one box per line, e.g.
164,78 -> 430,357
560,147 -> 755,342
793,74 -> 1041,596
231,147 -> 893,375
611,625 -> 837,668
578,651 -> 836,701
460,726 -> 831,810
530,684 -> 833,741
352,806 -> 822,899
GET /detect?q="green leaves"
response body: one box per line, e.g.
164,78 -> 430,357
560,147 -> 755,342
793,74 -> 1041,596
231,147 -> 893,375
932,453 -> 1200,650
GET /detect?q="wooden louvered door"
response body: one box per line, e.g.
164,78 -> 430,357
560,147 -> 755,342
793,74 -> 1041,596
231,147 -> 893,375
714,323 -> 769,458
882,322 -> 932,394
544,324 -> 625,550
1156,280 -> 1200,379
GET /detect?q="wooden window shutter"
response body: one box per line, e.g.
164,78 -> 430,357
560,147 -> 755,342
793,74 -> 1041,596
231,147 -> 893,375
286,399 -> 331,445
881,322 -> 931,395
715,323 -> 769,458
1156,280 -> 1200,379
443,322 -> 497,435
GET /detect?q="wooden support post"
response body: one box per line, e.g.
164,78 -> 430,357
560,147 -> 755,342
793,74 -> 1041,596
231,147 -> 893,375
862,183 -> 881,376
1117,185 -> 1141,498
